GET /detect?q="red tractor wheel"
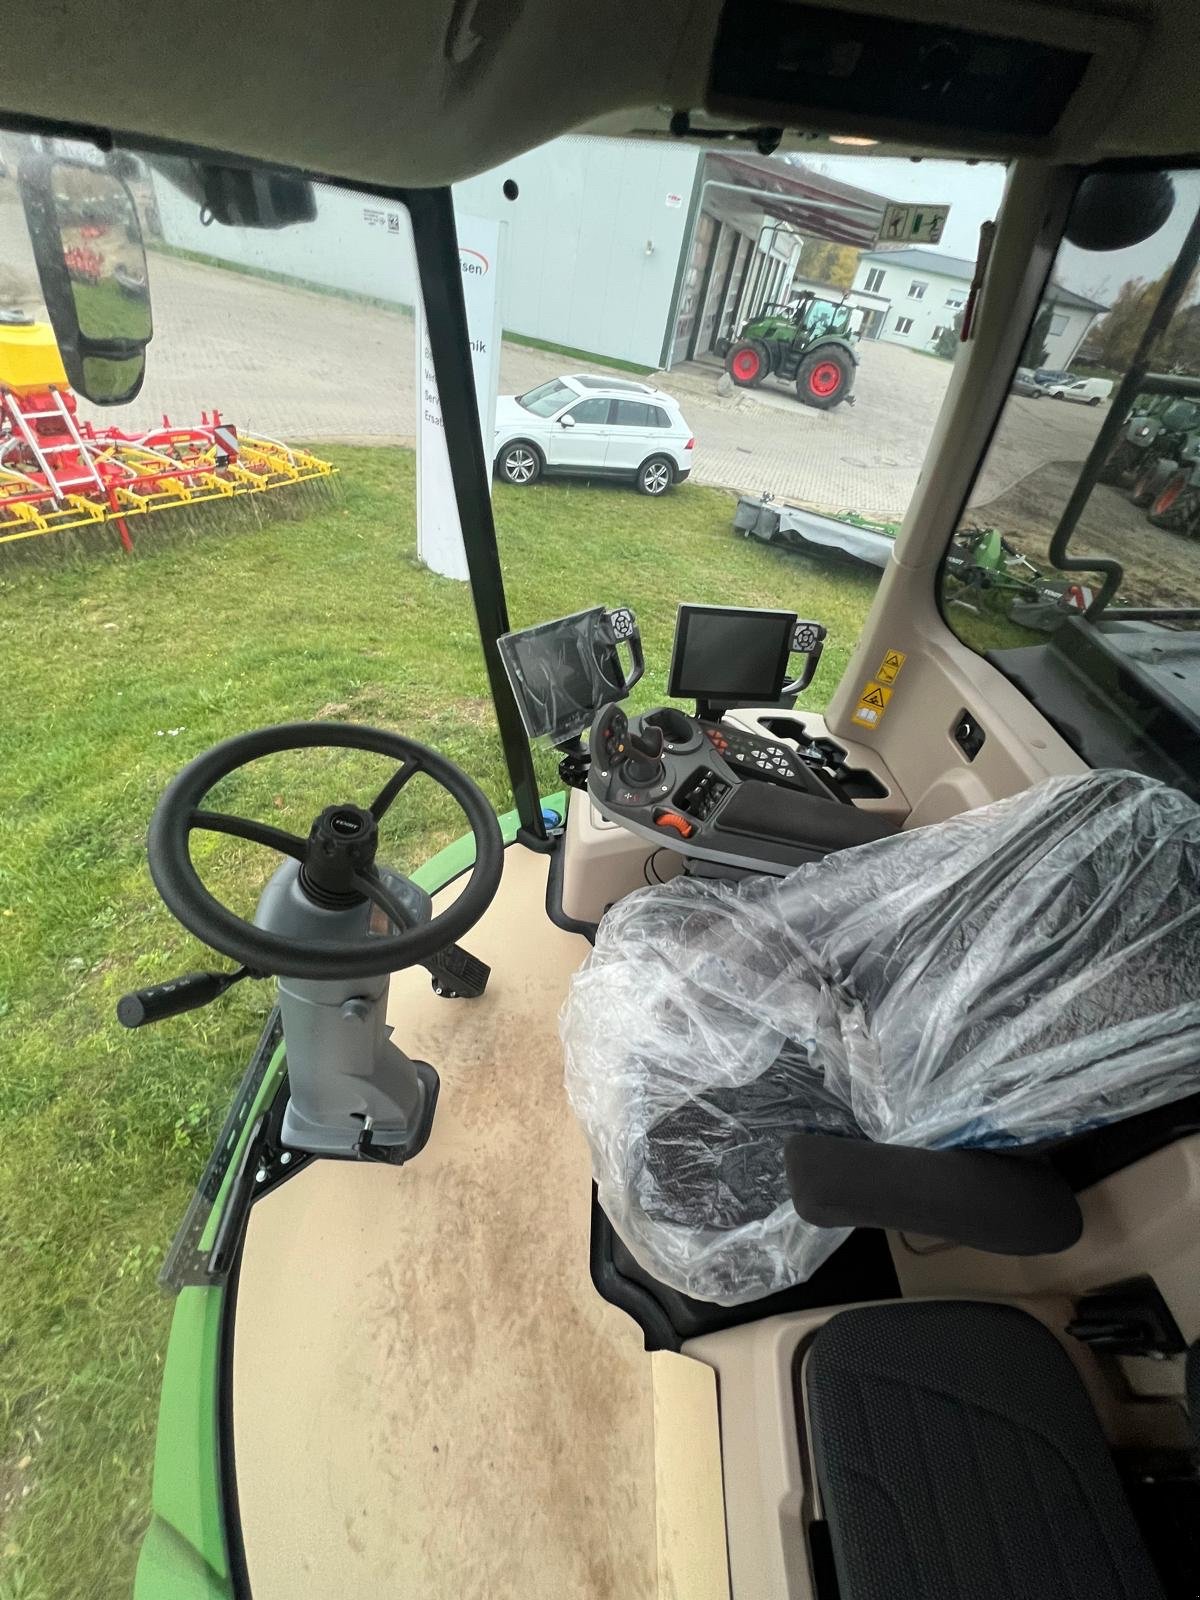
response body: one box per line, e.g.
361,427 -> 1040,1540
796,348 -> 853,410
1147,473 -> 1198,530
1130,457 -> 1177,508
726,339 -> 770,388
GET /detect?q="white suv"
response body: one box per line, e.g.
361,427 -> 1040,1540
493,374 -> 694,496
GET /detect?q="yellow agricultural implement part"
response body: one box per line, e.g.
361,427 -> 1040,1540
0,319 -> 335,551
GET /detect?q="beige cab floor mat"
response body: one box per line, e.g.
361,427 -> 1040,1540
233,845 -> 658,1598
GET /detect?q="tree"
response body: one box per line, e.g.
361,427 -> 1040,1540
796,238 -> 859,290
1086,276 -> 1156,370
1160,302 -> 1200,374
1020,302 -> 1055,369
932,312 -> 963,360
1079,268 -> 1200,373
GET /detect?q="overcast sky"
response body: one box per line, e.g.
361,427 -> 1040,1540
799,155 -> 1200,309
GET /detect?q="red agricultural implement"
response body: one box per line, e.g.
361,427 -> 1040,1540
0,317 -> 334,550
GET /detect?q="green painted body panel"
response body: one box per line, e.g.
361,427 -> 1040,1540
133,800 -> 558,1598
134,1288 -> 229,1597
135,1517 -> 231,1600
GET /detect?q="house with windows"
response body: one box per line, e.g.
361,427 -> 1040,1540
850,247 -> 1105,364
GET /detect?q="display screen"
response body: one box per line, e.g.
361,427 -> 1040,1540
668,604 -> 796,703
498,607 -> 629,744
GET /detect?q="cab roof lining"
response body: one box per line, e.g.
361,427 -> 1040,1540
0,0 -> 1194,190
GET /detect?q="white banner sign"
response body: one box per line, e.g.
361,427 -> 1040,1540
415,214 -> 503,581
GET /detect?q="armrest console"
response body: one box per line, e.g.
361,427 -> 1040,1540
715,781 -> 898,853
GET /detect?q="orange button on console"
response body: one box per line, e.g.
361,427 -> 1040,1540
654,810 -> 695,839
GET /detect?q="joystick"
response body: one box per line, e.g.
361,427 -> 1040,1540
621,725 -> 665,786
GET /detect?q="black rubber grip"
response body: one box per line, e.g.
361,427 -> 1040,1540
117,971 -> 239,1028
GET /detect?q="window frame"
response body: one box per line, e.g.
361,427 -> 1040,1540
908,280 -> 928,301
894,315 -> 915,335
863,266 -> 886,293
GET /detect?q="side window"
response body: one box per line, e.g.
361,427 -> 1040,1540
568,398 -> 612,424
938,166 -> 1200,790
908,281 -> 928,300
650,406 -> 671,428
612,400 -> 653,427
863,267 -> 886,293
894,315 -> 914,335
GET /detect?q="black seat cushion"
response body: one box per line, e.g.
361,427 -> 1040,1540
804,1301 -> 1165,1600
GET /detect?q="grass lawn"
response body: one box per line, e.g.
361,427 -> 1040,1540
0,446 -> 878,1600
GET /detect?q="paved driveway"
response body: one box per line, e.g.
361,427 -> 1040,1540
2,231 -> 1107,522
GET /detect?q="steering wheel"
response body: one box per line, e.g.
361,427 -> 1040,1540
147,722 -> 504,981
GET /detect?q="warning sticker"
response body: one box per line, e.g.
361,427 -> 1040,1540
876,648 -> 906,685
851,679 -> 892,729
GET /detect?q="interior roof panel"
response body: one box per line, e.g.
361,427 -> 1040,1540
0,0 -> 1195,186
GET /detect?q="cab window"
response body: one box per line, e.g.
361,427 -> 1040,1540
938,167 -> 1200,793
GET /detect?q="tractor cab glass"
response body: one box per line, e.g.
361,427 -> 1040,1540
795,295 -> 850,339
940,166 -> 1200,797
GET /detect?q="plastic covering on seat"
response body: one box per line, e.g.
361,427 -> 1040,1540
561,771 -> 1200,1303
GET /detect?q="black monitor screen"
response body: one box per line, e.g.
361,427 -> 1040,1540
498,607 -> 628,744
668,604 -> 796,703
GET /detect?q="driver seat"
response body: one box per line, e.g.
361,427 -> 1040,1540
562,769 -> 1200,1303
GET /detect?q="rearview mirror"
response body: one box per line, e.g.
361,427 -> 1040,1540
19,155 -> 152,405
1064,171 -> 1176,253
559,414 -> 576,428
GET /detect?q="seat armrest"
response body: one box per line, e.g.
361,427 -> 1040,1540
784,1135 -> 1083,1255
714,781 -> 898,852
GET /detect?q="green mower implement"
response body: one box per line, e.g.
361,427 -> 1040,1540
724,292 -> 859,409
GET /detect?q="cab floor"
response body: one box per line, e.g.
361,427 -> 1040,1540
233,845 -> 658,1598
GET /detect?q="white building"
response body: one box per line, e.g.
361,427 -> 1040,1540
150,140 -> 894,371
850,246 -> 1104,365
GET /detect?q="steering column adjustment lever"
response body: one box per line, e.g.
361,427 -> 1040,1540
117,966 -> 256,1028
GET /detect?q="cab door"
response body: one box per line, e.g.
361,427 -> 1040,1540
547,397 -> 612,469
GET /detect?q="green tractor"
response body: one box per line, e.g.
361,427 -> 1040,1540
724,291 -> 859,409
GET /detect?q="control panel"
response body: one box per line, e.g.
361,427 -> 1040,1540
588,703 -> 897,875
701,722 -> 841,792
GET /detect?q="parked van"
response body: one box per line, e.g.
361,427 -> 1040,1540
1044,376 -> 1114,405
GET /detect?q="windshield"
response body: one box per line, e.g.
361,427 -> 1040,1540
1,127 -> 1006,1594
516,378 -> 574,415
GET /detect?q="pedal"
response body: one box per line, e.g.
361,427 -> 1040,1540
425,943 -> 490,999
